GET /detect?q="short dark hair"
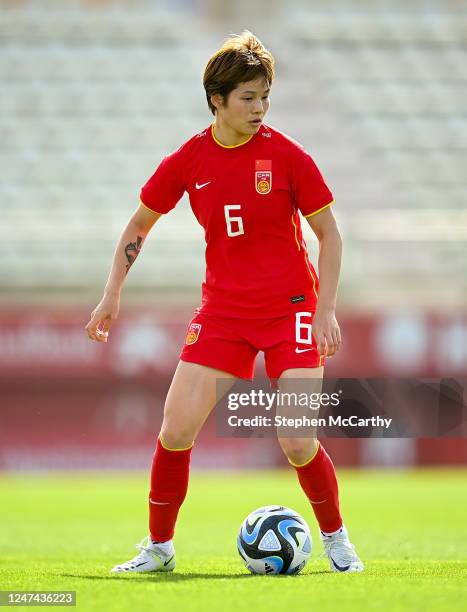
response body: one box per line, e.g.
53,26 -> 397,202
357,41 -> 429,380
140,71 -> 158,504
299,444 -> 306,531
203,30 -> 275,116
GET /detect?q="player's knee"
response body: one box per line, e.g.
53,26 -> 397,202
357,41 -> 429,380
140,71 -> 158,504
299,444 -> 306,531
159,426 -> 195,451
278,437 -> 318,466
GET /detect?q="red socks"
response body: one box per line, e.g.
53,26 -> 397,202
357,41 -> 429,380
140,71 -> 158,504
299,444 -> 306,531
149,437 -> 340,541
149,437 -> 192,542
292,442 -> 343,533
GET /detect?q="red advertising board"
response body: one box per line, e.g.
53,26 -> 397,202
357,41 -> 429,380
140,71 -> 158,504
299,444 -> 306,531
0,308 -> 466,469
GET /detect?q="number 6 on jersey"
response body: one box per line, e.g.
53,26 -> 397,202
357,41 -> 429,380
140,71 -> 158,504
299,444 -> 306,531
224,204 -> 244,237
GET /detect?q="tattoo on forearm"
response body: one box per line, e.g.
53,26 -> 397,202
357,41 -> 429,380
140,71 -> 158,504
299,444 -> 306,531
124,236 -> 143,273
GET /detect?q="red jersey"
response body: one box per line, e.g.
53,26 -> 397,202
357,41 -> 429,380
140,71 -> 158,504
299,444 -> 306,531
140,122 -> 334,318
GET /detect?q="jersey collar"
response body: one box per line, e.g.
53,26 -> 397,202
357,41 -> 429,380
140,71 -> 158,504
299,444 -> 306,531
210,123 -> 254,149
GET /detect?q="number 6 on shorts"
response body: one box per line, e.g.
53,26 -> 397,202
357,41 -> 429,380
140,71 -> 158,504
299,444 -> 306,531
295,312 -> 313,344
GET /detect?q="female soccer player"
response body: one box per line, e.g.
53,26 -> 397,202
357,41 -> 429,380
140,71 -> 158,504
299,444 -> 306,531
86,30 -> 364,574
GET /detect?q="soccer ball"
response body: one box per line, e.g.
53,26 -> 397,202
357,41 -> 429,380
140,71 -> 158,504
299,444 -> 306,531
237,505 -> 312,575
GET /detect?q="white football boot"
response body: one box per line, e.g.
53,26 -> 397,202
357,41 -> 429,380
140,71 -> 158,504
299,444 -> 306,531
111,536 -> 176,574
320,526 -> 364,573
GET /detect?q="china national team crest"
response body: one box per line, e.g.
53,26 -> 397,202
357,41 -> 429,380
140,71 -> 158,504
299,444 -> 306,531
255,160 -> 272,195
185,323 -> 202,345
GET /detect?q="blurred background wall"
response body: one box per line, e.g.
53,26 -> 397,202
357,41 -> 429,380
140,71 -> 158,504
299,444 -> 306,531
0,0 -> 466,470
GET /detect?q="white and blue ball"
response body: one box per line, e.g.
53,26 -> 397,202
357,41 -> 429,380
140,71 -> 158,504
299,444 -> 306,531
237,505 -> 312,575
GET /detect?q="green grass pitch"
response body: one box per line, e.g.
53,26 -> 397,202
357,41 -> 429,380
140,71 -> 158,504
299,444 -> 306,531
0,469 -> 466,611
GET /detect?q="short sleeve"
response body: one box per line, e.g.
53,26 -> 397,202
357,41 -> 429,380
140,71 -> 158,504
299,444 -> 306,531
140,149 -> 186,214
290,144 -> 334,218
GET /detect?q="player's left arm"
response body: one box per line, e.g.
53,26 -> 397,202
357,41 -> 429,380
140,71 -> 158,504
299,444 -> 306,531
306,206 -> 342,357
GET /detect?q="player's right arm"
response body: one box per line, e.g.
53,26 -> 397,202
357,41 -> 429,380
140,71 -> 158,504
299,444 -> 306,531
85,202 -> 162,342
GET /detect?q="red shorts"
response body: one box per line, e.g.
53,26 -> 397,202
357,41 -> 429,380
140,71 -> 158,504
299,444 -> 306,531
179,309 -> 325,380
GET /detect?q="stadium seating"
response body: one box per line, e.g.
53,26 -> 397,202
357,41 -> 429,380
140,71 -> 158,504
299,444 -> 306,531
0,1 -> 465,307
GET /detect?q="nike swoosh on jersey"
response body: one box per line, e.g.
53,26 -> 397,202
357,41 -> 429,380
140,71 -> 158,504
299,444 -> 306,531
295,347 -> 313,353
149,499 -> 170,505
195,181 -> 211,189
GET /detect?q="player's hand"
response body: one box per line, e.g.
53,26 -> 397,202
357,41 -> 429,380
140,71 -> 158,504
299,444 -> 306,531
312,308 -> 341,357
85,293 -> 120,343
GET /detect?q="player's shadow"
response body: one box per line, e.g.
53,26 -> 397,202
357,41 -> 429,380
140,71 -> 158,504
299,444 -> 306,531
59,572 -> 252,582
59,570 -> 329,582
